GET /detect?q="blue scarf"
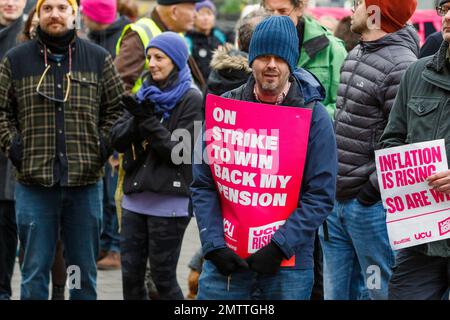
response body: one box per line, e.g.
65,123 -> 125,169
136,66 -> 192,120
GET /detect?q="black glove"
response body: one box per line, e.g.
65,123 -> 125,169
98,134 -> 111,165
356,181 -> 381,206
121,95 -> 153,120
204,247 -> 249,276
8,134 -> 22,172
246,241 -> 286,275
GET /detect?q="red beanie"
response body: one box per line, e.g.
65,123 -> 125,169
365,0 -> 417,33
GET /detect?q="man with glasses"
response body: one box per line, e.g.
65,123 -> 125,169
0,0 -> 26,301
419,1 -> 448,58
380,0 -> 450,300
261,0 -> 346,119
0,0 -> 123,299
321,0 -> 419,300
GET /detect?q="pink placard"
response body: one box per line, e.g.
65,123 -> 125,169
205,94 -> 312,266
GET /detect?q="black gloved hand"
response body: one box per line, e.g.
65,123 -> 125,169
121,95 -> 153,120
204,247 -> 249,276
246,241 -> 286,275
8,134 -> 22,172
356,181 -> 381,206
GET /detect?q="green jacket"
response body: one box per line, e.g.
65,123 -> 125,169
380,41 -> 450,257
298,15 -> 347,118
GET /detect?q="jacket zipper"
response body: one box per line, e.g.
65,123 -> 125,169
336,46 -> 366,127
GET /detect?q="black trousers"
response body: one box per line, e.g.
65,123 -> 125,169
389,247 -> 450,300
0,201 -> 16,300
121,209 -> 190,300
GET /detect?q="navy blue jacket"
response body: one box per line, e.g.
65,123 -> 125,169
190,70 -> 337,269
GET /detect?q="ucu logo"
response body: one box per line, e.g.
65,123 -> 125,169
252,226 -> 279,237
414,231 -> 432,240
223,218 -> 235,238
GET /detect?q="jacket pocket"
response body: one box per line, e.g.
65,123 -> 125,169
69,72 -> 99,111
406,97 -> 441,143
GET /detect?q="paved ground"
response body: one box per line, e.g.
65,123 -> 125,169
11,219 -> 201,300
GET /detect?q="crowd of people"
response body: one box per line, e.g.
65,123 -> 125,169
0,0 -> 449,301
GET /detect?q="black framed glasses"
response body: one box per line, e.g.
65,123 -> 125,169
436,5 -> 450,17
36,65 -> 72,103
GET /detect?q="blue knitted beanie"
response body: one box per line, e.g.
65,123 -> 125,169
146,32 -> 189,71
248,16 -> 299,72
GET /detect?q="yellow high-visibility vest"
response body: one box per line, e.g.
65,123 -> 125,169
116,17 -> 163,93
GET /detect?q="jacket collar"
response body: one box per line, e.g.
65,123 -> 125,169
241,75 -> 306,108
298,15 -> 330,64
427,40 -> 449,73
423,41 -> 450,91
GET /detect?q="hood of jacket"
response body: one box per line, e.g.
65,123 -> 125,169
361,25 -> 420,56
293,68 -> 326,104
207,44 -> 251,96
210,43 -> 251,73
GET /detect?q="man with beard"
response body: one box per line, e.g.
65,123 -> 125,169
320,0 -> 419,300
0,0 -> 26,301
0,0 -> 123,299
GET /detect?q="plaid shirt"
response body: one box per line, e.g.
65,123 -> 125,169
0,37 -> 124,187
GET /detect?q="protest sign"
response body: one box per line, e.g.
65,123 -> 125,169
205,94 -> 312,266
375,139 -> 450,250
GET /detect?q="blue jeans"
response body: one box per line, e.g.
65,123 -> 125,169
319,199 -> 395,300
100,164 -> 120,253
15,182 -> 103,300
197,260 -> 314,300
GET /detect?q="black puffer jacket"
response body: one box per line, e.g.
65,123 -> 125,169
334,26 -> 419,201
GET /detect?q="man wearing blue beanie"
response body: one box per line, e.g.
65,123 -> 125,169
191,15 -> 338,300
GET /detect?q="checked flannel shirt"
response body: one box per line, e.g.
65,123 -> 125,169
0,36 -> 124,187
